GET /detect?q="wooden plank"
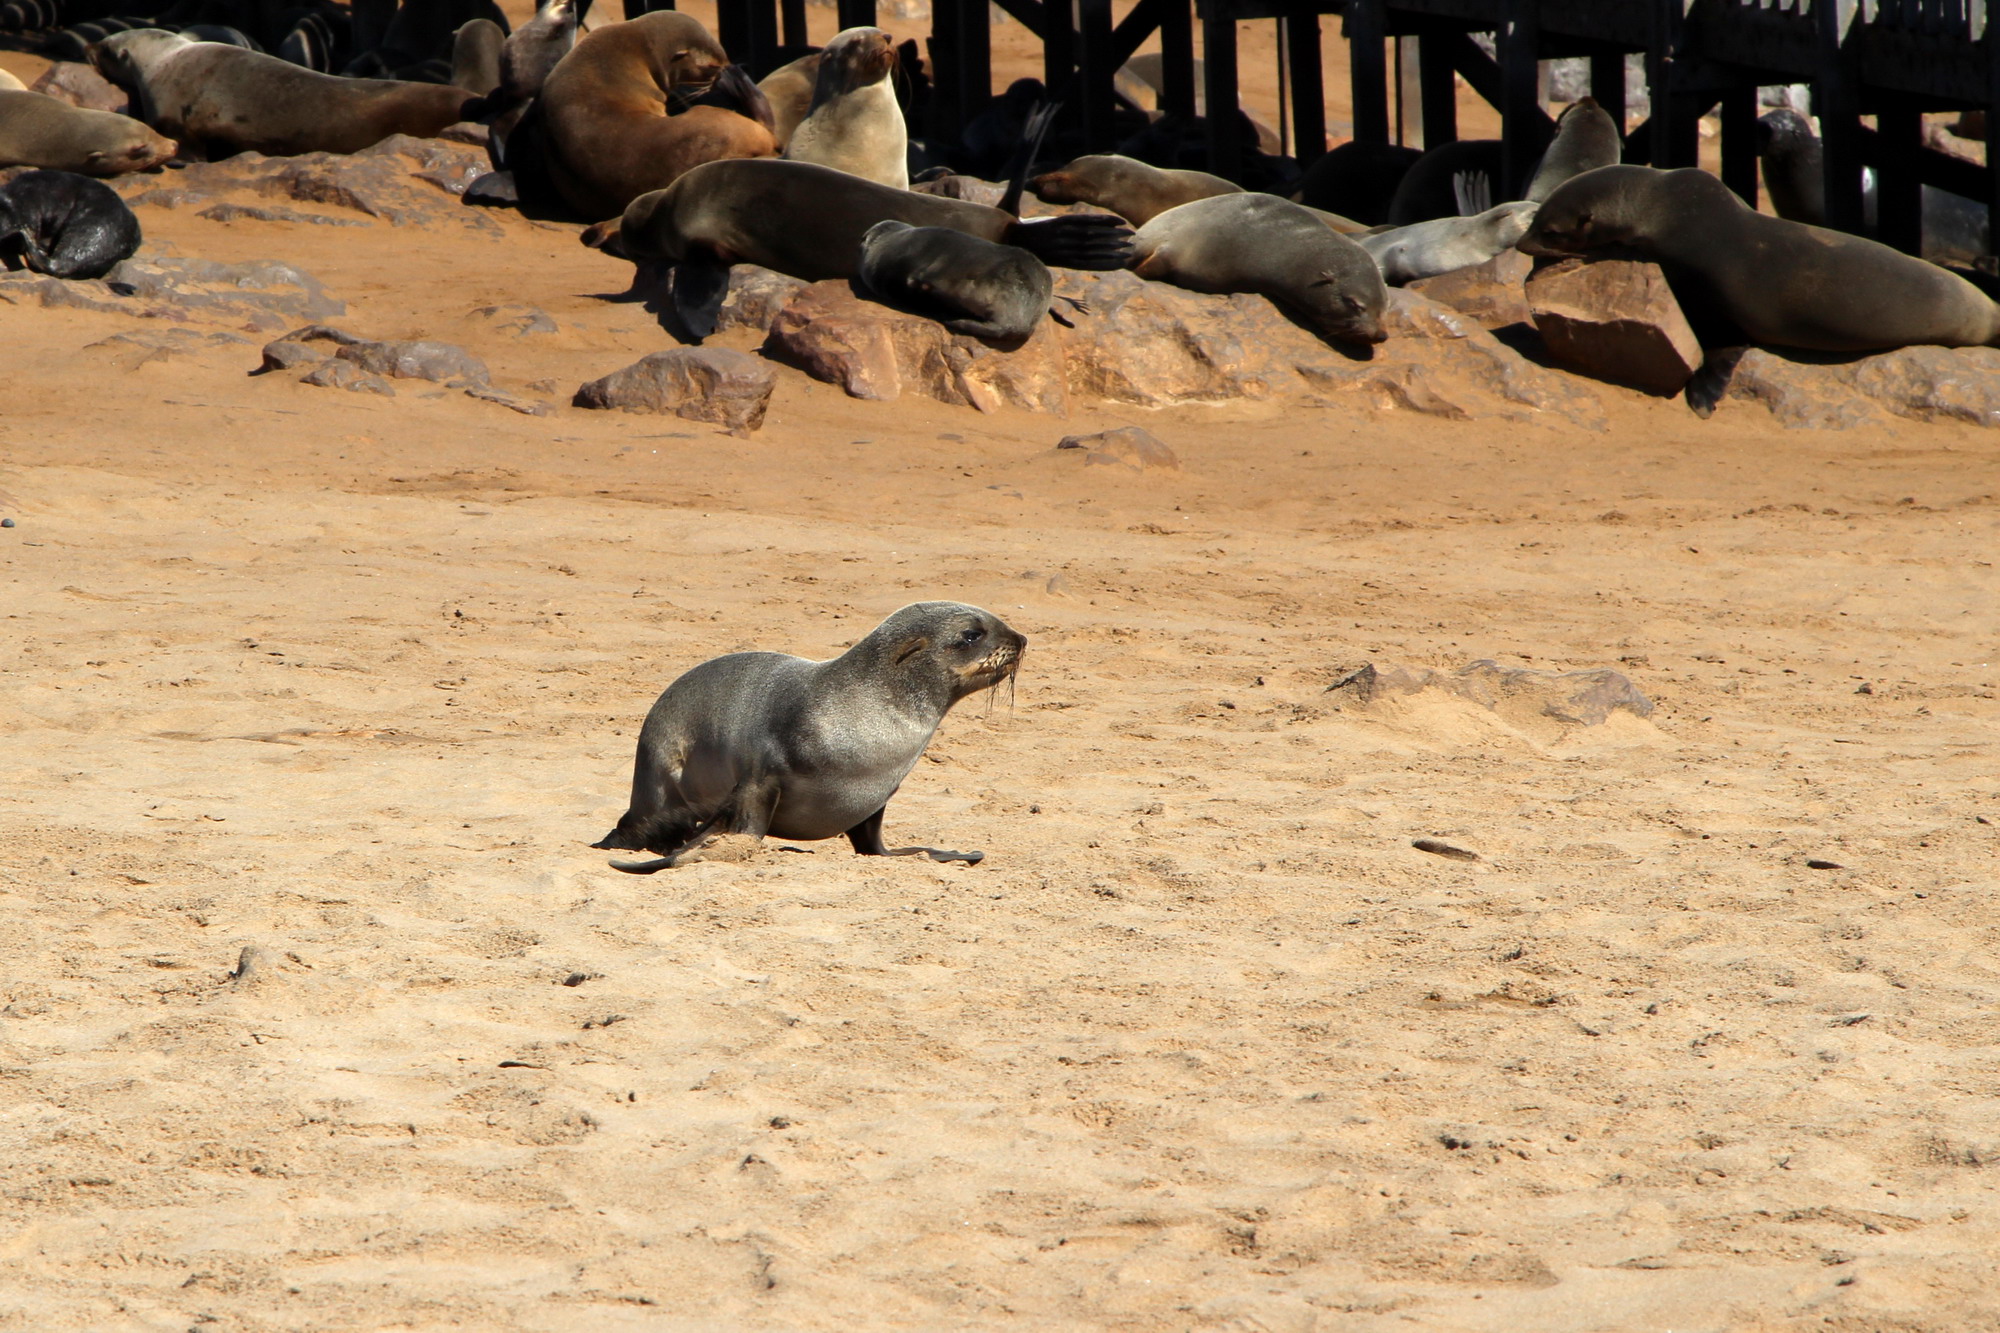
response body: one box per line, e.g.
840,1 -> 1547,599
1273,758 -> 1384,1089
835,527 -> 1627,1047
781,0 -> 807,47
1499,0 -> 1547,196
1203,5 -> 1246,178
1347,0 -> 1392,143
1078,0 -> 1119,150
1819,0 -> 1868,233
1418,27 -> 1459,147
1158,0 -> 1197,118
1719,83 -> 1758,207
1589,50 -> 1625,130
1288,10 -> 1328,163
1874,103 -> 1927,253
836,0 -> 877,27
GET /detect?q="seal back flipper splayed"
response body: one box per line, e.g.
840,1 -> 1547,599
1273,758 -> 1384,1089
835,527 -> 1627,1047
995,100 -> 1134,270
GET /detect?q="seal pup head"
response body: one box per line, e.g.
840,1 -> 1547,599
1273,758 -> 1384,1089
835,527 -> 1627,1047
1517,164 -> 1675,257
850,601 -> 1026,710
91,28 -> 194,86
812,25 -> 897,104
87,120 -> 179,174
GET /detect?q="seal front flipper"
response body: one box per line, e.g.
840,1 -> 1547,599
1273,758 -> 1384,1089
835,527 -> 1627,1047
845,807 -> 985,865
1685,345 -> 1746,419
672,253 -> 731,340
1004,214 -> 1133,271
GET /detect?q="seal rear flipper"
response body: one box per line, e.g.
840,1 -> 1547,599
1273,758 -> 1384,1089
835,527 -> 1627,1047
1684,345 -> 1746,419
1003,214 -> 1133,271
672,255 -> 731,340
463,170 -> 519,207
845,807 -> 985,864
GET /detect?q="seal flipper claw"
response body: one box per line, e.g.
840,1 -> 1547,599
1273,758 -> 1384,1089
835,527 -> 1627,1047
671,255 -> 731,339
1685,345 -> 1746,418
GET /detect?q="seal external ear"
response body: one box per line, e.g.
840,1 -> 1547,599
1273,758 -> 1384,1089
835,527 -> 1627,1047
892,635 -> 932,665
671,254 -> 731,339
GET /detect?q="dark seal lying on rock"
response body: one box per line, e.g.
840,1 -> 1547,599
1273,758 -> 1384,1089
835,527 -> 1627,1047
593,601 -> 1025,873
0,169 -> 140,278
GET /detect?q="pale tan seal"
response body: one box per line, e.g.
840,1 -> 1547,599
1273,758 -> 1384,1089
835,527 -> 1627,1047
1029,153 -> 1240,226
1358,200 -> 1538,285
535,11 -> 773,219
93,30 -> 472,157
593,602 -> 1024,872
783,26 -> 906,189
0,88 -> 176,174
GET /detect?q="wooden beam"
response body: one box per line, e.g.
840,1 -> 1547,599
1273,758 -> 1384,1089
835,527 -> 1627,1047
1289,10 -> 1327,164
1719,83 -> 1758,208
1418,28 -> 1458,148
1499,0 -> 1549,197
780,0 -> 806,48
1874,102 -> 1925,254
836,0 -> 876,28
1157,0 -> 1196,118
1346,0 -> 1390,144
1078,0 -> 1118,151
1203,5 -> 1244,179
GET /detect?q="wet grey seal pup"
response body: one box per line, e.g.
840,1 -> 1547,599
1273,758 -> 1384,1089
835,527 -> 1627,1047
1358,200 -> 1538,285
0,169 -> 140,278
593,602 -> 1025,872
856,218 -> 1055,341
1128,192 -> 1388,345
93,29 -> 473,157
783,25 -> 906,189
0,89 -> 176,174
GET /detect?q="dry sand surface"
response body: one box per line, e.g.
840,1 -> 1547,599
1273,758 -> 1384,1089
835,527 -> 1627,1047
4,9 -> 2000,1333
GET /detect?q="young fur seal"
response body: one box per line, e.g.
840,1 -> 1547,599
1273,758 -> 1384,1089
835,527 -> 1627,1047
534,10 -> 773,219
1523,97 -> 1622,204
593,602 -> 1025,872
784,25 -> 906,189
857,218 -> 1054,341
1358,200 -> 1538,285
0,169 -> 141,279
1128,193 -> 1388,345
581,157 -> 1132,338
1029,152 -> 1241,226
94,29 -> 473,157
0,89 -> 176,175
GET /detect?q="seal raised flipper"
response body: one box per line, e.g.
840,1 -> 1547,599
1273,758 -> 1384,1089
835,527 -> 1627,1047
844,806 -> 983,864
1002,213 -> 1132,269
671,251 -> 732,339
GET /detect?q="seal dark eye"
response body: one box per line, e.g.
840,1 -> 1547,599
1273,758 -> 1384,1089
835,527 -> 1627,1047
958,626 -> 986,645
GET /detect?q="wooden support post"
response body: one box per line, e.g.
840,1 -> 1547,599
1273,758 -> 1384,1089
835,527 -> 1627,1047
1589,50 -> 1625,132
1817,0 -> 1865,234
1077,0 -> 1117,151
836,0 -> 877,28
1418,25 -> 1457,149
957,0 -> 991,132
1991,0 -> 2000,259
1288,9 -> 1327,164
717,0 -> 750,61
1159,0 -> 1196,118
1044,0 -> 1075,110
1719,83 -> 1758,208
1203,4 -> 1244,181
1346,0 -> 1390,144
780,0 -> 807,47
1876,102 -> 1924,254
1499,0 -> 1546,198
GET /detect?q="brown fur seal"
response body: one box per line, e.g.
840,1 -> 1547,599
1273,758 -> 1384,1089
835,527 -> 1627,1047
783,26 -> 906,189
93,30 -> 472,157
1524,97 -> 1622,205
535,11 -> 773,220
0,89 -> 175,175
856,219 -> 1055,341
450,17 -> 504,96
757,50 -> 817,151
0,168 -> 141,278
1029,153 -> 1240,226
1521,164 -> 2000,352
593,602 -> 1024,873
1128,193 -> 1388,345
581,157 -> 1132,337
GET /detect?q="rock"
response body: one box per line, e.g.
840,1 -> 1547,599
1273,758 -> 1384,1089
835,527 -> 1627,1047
472,304 -> 558,336
1843,345 -> 2000,427
121,138 -> 500,232
465,385 -> 553,416
0,257 -> 343,331
1721,349 -> 1883,429
438,122 -> 490,148
84,328 -> 247,370
1056,425 -> 1181,471
764,281 -> 1068,414
1407,250 -> 1533,329
30,62 -> 127,113
337,338 -> 488,386
716,265 -> 809,335
1526,257 -> 1703,395
196,203 -> 367,227
573,347 -> 775,434
302,359 -> 395,396
1327,659 -> 1653,729
258,338 -> 326,373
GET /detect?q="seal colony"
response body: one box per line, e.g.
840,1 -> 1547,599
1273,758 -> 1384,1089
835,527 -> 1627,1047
593,602 -> 1025,872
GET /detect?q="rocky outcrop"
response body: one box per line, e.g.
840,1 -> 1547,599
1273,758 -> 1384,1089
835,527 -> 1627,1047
125,137 -> 498,232
0,257 -> 343,331
1407,250 -> 1533,330
263,324 -> 489,385
1716,344 -> 2000,429
1055,426 -> 1181,471
574,348 -> 775,434
1525,257 -> 1703,396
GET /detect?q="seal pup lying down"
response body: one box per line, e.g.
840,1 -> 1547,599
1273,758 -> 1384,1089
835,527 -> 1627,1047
0,169 -> 141,278
856,219 -> 1058,341
593,602 -> 1025,873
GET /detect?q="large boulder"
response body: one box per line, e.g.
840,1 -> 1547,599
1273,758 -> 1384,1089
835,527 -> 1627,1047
1525,257 -> 1703,396
574,347 -> 775,434
1407,249 -> 1534,330
763,281 -> 1069,415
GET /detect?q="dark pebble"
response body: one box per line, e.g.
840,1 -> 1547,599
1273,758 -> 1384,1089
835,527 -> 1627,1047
1,518 -> 13,528
1806,858 -> 1844,870
1413,838 -> 1480,861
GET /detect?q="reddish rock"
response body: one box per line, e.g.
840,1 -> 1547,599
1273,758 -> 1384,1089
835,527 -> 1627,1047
764,281 -> 1068,415
30,62 -> 127,114
302,359 -> 395,396
1844,345 -> 2000,427
1526,257 -> 1703,396
1407,249 -> 1533,329
574,348 -> 775,434
1720,349 -> 1882,430
716,265 -> 809,335
1056,426 -> 1181,472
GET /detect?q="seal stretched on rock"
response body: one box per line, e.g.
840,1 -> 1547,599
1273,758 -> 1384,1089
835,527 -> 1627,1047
1029,152 -> 1240,226
593,602 -> 1025,873
856,218 -> 1056,341
0,88 -> 176,174
1358,200 -> 1537,285
0,169 -> 140,278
